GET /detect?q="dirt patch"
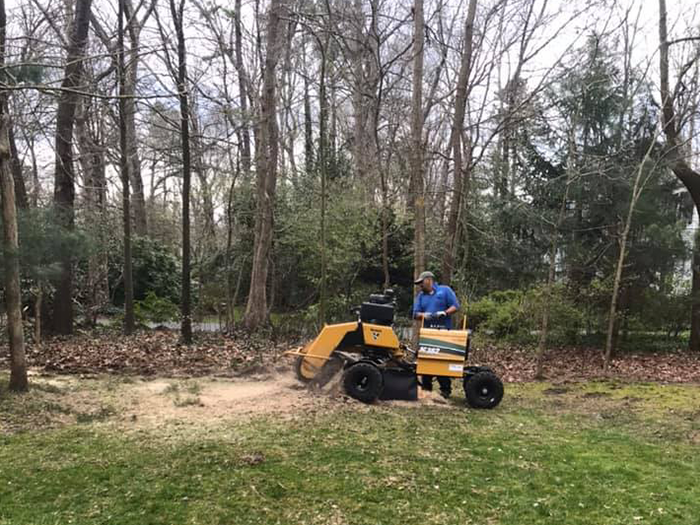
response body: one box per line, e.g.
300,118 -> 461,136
3,368 -> 463,435
118,372 -> 334,428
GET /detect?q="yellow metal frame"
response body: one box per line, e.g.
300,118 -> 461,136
294,321 -> 359,380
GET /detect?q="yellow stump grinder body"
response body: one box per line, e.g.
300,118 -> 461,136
289,290 -> 503,408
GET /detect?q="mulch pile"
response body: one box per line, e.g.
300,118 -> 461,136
2,329 -> 700,382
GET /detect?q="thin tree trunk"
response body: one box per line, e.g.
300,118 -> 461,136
51,0 -> 93,335
381,173 -> 390,289
34,286 -> 42,346
235,0 -> 252,176
118,0 -> 135,335
410,0 -> 425,280
318,32 -> 330,325
243,0 -> 286,329
603,133 -> 657,370
225,173 -> 236,330
0,116 -> 27,392
0,0 -> 27,390
303,68 -> 313,174
231,261 -> 245,328
168,0 -> 193,343
441,0 -> 477,284
123,0 -> 151,237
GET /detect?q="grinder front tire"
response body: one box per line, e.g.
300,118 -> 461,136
343,363 -> 383,403
294,355 -> 313,383
464,371 -> 503,409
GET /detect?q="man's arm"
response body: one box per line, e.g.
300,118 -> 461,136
439,287 -> 460,317
412,294 -> 427,320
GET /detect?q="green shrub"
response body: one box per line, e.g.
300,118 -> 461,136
108,237 -> 181,305
133,292 -> 179,324
466,286 -> 584,345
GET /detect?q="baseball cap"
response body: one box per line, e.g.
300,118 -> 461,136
414,271 -> 435,285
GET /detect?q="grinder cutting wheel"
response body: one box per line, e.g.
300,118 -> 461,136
286,277 -> 504,409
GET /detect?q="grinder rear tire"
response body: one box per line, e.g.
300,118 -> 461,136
464,371 -> 503,409
343,362 -> 383,403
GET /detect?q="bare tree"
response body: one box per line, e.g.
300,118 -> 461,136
441,0 -> 477,284
410,0 -> 425,280
51,0 -> 93,334
170,0 -> 193,343
118,0 -> 135,334
124,0 -> 156,237
243,0 -> 287,329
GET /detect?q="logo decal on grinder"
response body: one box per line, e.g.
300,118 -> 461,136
419,345 -> 441,355
371,330 -> 381,341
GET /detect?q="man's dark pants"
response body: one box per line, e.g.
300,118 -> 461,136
420,321 -> 453,397
421,375 -> 452,396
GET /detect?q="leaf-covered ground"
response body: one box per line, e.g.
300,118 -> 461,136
1,376 -> 699,525
473,343 -> 700,383
3,328 -> 700,382
1,329 -> 298,377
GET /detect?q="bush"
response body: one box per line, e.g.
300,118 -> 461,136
109,237 -> 181,305
134,292 -> 179,325
640,287 -> 691,338
466,286 -> 583,345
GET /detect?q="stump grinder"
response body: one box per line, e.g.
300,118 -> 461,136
286,289 -> 503,408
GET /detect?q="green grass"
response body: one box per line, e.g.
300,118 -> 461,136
1,380 -> 699,524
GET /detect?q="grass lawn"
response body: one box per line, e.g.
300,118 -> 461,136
1,377 -> 699,525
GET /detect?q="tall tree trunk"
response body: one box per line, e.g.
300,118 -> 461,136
318,38 -> 328,325
441,0 -> 477,284
169,0 -> 193,343
303,67 -> 313,174
410,0 -> 425,280
0,116 -> 27,392
124,2 -> 147,237
225,172 -> 238,330
243,0 -> 286,329
0,0 -> 27,392
351,0 -> 367,183
76,95 -> 109,326
235,0 -> 252,176
658,0 -> 700,351
51,0 -> 93,335
381,172 -> 390,289
118,0 -> 135,335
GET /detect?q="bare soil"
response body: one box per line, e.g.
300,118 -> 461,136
1,367 -> 460,435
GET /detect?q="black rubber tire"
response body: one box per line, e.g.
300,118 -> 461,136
464,371 -> 504,409
343,362 -> 383,403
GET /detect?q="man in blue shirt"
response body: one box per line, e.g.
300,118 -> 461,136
412,271 -> 460,397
